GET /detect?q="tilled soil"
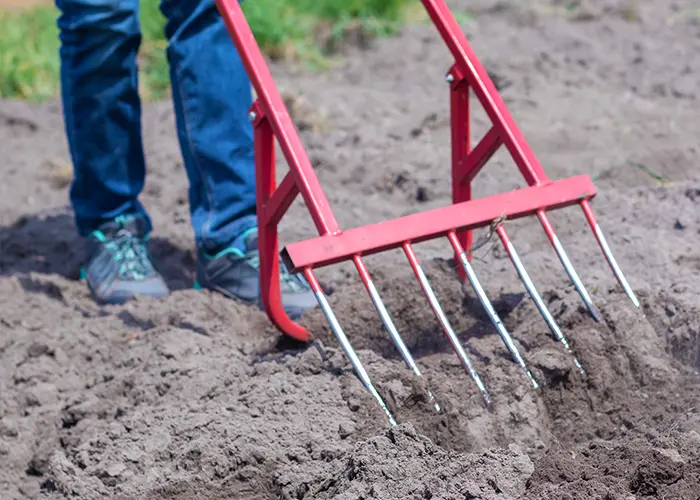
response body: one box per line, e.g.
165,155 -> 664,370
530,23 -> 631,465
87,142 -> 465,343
2,0 -> 700,498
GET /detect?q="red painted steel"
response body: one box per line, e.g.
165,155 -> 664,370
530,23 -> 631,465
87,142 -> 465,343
580,198 -> 628,292
253,113 -> 309,341
353,255 -> 374,289
282,176 -> 596,272
215,0 -> 610,341
536,209 -> 558,245
450,70 -> 471,273
216,0 -> 339,237
422,0 -> 548,186
304,268 -> 323,295
461,126 -> 502,184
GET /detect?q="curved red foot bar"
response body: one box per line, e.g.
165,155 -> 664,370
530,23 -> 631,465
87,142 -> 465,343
216,0 -> 343,342
250,107 -> 310,341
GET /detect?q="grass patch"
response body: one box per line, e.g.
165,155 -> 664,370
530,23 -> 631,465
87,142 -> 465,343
0,6 -> 60,101
0,0 -> 423,102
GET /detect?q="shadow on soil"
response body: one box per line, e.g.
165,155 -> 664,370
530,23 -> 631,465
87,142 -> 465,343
0,211 -> 195,292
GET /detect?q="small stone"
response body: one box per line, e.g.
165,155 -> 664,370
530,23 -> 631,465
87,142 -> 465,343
346,398 -> 361,412
665,303 -> 677,317
21,321 -> 44,332
53,348 -> 69,365
26,342 -> 50,358
106,462 -> 127,477
0,418 -> 18,437
656,447 -> 684,464
338,421 -> 355,439
122,447 -> 143,463
295,345 -> 325,375
23,383 -> 58,407
107,422 -> 125,439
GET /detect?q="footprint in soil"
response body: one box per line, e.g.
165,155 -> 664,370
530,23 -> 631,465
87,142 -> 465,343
0,211 -> 194,291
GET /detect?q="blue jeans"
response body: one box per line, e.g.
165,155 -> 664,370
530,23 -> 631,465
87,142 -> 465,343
55,0 -> 257,254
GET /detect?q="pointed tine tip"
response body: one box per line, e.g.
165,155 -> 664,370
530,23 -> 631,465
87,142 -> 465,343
355,256 -> 431,392
484,392 -> 493,410
554,241 -> 600,321
592,226 -> 640,309
631,294 -> 641,308
428,393 -> 442,414
493,230 -> 588,383
580,201 -> 641,309
423,388 -> 441,414
305,268 -> 397,429
403,241 -> 492,409
497,225 -> 582,357
526,370 -> 540,390
536,210 -> 601,320
449,233 -> 539,393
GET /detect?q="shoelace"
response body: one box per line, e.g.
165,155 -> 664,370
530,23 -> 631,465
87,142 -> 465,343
104,230 -> 154,281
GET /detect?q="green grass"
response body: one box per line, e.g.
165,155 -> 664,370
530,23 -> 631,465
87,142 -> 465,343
0,0 -> 423,102
0,6 -> 60,101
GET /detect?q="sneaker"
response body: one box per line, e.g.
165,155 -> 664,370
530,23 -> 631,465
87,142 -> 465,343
194,227 -> 318,319
81,215 -> 170,304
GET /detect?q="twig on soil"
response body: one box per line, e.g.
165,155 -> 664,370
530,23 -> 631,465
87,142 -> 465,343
627,161 -> 668,183
544,428 -> 564,453
467,213 -> 507,262
122,332 -> 142,342
665,405 -> 695,436
666,419 -> 680,436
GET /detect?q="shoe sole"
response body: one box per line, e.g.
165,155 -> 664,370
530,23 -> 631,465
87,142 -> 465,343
80,267 -> 170,305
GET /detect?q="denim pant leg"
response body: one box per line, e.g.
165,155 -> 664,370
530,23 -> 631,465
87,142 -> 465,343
160,0 -> 257,255
56,0 -> 152,236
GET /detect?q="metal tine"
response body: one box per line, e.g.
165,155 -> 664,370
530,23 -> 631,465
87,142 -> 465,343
352,255 -> 441,413
580,200 -> 640,308
401,242 -> 492,408
495,225 -> 586,377
303,268 -> 397,427
447,231 -> 540,390
536,209 -> 602,322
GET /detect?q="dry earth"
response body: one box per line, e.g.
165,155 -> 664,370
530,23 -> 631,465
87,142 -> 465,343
2,0 -> 700,499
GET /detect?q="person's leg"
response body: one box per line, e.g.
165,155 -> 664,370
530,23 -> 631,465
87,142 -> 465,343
159,0 -> 256,255
56,0 -> 151,234
161,0 -> 317,318
56,0 -> 169,303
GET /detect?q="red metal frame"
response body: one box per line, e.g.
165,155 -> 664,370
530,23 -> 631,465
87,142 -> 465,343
215,0 -> 600,342
281,176 -> 595,271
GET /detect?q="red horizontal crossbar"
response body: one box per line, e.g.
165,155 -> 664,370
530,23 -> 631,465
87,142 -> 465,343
282,175 -> 596,272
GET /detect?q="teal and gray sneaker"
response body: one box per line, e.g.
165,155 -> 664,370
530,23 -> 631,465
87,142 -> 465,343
194,227 -> 318,319
80,215 -> 170,304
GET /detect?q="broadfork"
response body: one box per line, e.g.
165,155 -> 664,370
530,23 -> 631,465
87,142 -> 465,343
215,0 -> 640,425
